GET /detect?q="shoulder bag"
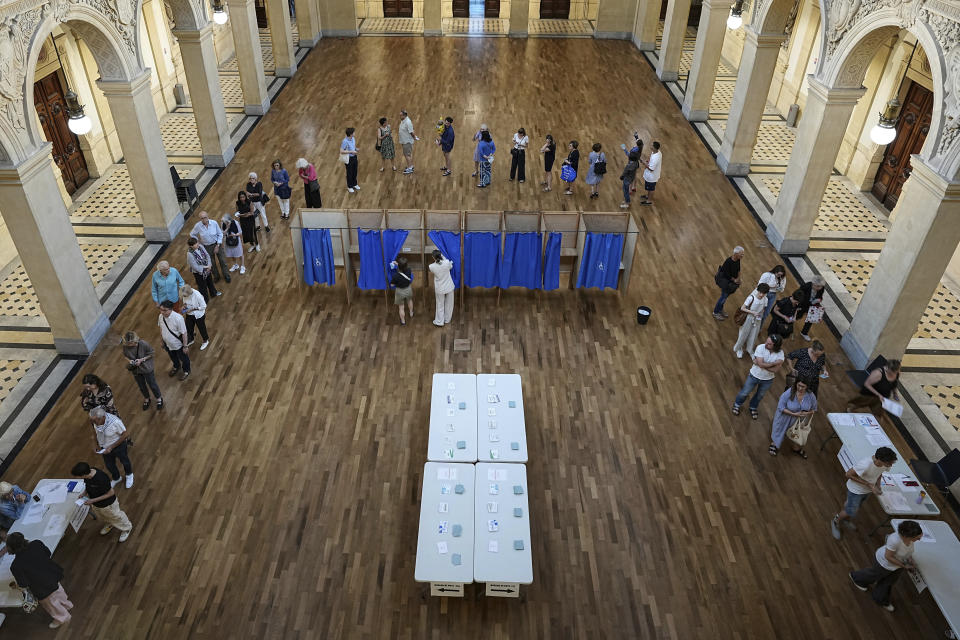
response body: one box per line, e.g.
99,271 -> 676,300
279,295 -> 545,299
733,295 -> 754,326
786,414 -> 813,446
593,153 -> 607,175
560,165 -> 577,182
715,266 -> 740,295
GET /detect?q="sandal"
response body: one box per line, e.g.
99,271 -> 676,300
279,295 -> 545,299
768,444 -> 779,456
750,409 -> 759,420
731,405 -> 741,416
794,448 -> 808,459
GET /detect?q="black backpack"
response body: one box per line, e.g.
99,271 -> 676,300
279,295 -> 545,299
593,154 -> 607,176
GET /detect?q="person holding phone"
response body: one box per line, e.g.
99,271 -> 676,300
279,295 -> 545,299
121,331 -> 163,411
0,481 -> 29,536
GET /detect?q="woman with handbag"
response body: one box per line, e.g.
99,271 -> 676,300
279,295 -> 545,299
476,130 -> 495,188
79,373 -> 119,417
221,212 -> 246,274
768,289 -> 806,339
270,160 -> 292,220
236,191 -> 259,254
540,134 -> 556,192
797,276 -> 826,340
121,331 -> 163,411
732,283 -> 769,358
585,142 -> 605,199
769,377 -> 817,458
245,172 -> 270,233
377,117 -> 396,172
561,140 -> 579,196
296,158 -> 323,208
6,532 -> 73,629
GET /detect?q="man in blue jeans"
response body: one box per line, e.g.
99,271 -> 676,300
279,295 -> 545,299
438,117 -> 455,177
714,246 -> 744,320
831,446 -> 897,539
731,334 -> 784,419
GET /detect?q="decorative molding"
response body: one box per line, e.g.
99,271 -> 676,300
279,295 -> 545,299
825,0 -> 919,59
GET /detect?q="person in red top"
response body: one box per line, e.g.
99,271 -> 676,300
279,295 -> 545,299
296,158 -> 323,208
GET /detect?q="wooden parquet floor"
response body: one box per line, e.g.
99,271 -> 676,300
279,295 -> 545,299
4,37 -> 958,639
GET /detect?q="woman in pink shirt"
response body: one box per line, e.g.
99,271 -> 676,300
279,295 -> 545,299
295,158 -> 323,208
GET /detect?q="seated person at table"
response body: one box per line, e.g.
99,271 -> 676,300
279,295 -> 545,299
0,480 -> 30,537
847,359 -> 901,417
830,446 -> 897,539
849,519 -> 923,612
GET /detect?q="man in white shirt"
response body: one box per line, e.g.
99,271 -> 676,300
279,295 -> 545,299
398,109 -> 420,174
731,334 -> 784,418
190,211 -> 230,283
849,519 -> 922,611
158,300 -> 191,381
640,141 -> 662,206
830,446 -> 897,539
429,250 -> 455,327
89,406 -> 135,489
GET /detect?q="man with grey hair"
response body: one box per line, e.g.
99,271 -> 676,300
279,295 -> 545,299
713,246 -> 744,321
88,406 -> 134,489
190,210 -> 230,283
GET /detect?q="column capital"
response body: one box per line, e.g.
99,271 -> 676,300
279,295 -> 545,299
805,75 -> 867,105
903,154 -> 960,201
172,23 -> 217,42
96,69 -> 153,97
0,142 -> 54,184
701,0 -> 733,11
744,24 -> 787,48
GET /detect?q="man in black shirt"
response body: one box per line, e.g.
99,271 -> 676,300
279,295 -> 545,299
713,246 -> 744,320
71,462 -> 134,543
7,532 -> 74,628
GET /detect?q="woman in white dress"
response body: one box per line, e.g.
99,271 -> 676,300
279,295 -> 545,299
733,283 -> 770,359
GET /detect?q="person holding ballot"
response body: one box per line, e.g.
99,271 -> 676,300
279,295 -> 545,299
847,358 -> 901,418
429,250 -> 455,327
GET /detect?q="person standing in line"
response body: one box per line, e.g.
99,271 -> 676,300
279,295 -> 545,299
847,359 -> 901,416
540,134 -> 556,192
585,142 -> 605,199
187,237 -> 219,302
797,276 -> 826,340
757,265 -> 786,323
429,250 -> 455,326
769,377 -> 817,458
87,406 -> 134,489
849,519 -> 923,612
190,211 -> 230,284
236,191 -> 260,254
71,461 -> 134,543
472,124 -> 488,177
768,289 -> 806,340
5,532 -> 73,628
0,481 -> 29,534
731,333 -> 784,420
296,158 -> 323,208
562,141 -> 580,196
713,246 -> 744,320
510,127 -> 529,183
180,284 -> 210,350
270,160 -> 293,220
437,117 -> 454,177
476,130 -> 495,188
151,261 -> 184,311
79,373 -> 118,417
620,133 -> 643,193
121,331 -> 163,411
398,109 -> 420,174
733,283 -> 769,358
389,257 -> 414,325
340,127 -> 360,193
830,446 -> 897,539
640,141 -> 661,205
377,117 -> 397,172
221,212 -> 246,274
619,150 -> 639,209
785,340 -> 829,395
245,172 -> 270,233
159,300 -> 191,381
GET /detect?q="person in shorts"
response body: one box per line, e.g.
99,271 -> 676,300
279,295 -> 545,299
398,110 -> 419,174
389,257 -> 414,325
640,141 -> 661,205
830,446 -> 897,539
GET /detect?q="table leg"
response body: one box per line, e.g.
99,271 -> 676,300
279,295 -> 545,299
868,516 -> 892,538
819,433 -> 839,452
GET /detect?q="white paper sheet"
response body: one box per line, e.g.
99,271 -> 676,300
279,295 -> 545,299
833,414 -> 856,427
39,482 -> 69,505
881,492 -> 911,513
70,503 -> 89,533
867,433 -> 892,447
20,504 -> 44,525
918,521 -> 937,543
881,398 -> 904,417
42,514 -> 66,537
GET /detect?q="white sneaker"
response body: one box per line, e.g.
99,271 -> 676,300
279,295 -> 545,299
353,184 -> 360,190
118,529 -> 132,543
229,264 -> 240,272
110,479 -> 120,488
347,188 -> 354,193
240,266 -> 246,274
99,525 -> 113,535
255,244 -> 261,252
200,341 -> 209,350
801,333 -> 812,341
125,474 -> 134,489
248,245 -> 255,253
735,349 -> 743,359
49,622 -> 62,629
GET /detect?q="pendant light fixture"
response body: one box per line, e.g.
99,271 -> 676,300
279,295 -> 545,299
212,0 -> 229,24
727,0 -> 744,30
869,40 -> 919,146
53,38 -> 92,135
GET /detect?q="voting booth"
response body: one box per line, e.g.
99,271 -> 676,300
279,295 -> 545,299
289,209 -> 352,304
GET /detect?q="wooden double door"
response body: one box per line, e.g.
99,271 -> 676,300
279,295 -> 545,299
34,72 -> 89,195
452,0 -> 499,17
539,0 -> 570,18
871,82 -> 933,210
382,0 -> 413,16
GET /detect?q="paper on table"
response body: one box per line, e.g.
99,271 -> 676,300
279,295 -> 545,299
891,473 -> 921,493
833,414 -> 856,427
918,521 -> 937,543
42,514 -> 65,537
882,492 -> 911,513
867,433 -> 892,447
856,414 -> 879,427
495,470 -> 507,481
488,540 -> 498,553
39,482 -> 69,505
882,397 -> 904,417
21,504 -> 44,525
908,568 -> 927,593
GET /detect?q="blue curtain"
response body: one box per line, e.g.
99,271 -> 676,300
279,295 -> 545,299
499,232 -> 541,289
357,229 -> 386,290
576,232 -> 624,290
427,230 -> 461,288
543,232 -> 562,291
464,232 -> 501,288
302,228 -> 335,286
382,229 -> 410,270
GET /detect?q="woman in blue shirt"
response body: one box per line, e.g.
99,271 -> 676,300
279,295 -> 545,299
0,481 -> 29,532
476,130 -> 495,188
270,160 -> 292,220
340,127 -> 359,193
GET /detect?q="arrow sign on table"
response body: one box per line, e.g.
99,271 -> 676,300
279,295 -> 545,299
490,588 -> 514,594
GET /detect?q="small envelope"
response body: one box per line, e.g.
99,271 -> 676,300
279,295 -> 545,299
452,524 -> 463,537
508,401 -> 516,408
513,540 -> 524,551
456,440 -> 466,449
454,484 -> 465,494
510,442 -> 520,450
513,507 -> 523,517
458,402 -> 466,410
513,485 -> 524,495
452,553 -> 462,566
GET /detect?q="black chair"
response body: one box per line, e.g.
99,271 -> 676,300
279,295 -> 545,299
910,449 -> 960,494
845,354 -> 888,390
170,166 -> 198,209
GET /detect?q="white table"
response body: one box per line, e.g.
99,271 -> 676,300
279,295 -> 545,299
892,519 -> 960,637
0,479 -> 85,607
428,374 -> 478,463
473,463 -> 533,595
415,462 -> 475,595
475,374 -> 527,463
827,413 -> 940,530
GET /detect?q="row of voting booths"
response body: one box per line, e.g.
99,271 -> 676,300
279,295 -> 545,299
289,209 -> 640,305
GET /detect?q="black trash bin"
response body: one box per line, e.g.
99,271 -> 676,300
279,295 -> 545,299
637,306 -> 651,325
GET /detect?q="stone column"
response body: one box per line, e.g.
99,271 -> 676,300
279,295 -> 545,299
321,0 -> 358,37
681,0 -> 732,120
656,0 -> 692,82
174,25 -> 236,167
774,0 -> 820,113
841,158 -> 960,367
716,27 -> 785,176
141,0 -> 180,112
424,0 -> 441,36
0,146 -> 110,354
766,78 -> 864,253
595,0 -> 637,39
509,0 -> 529,37
633,0 -> 662,51
227,0 -> 272,115
295,0 -> 322,46
266,0 -> 297,77
97,72 -> 184,242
